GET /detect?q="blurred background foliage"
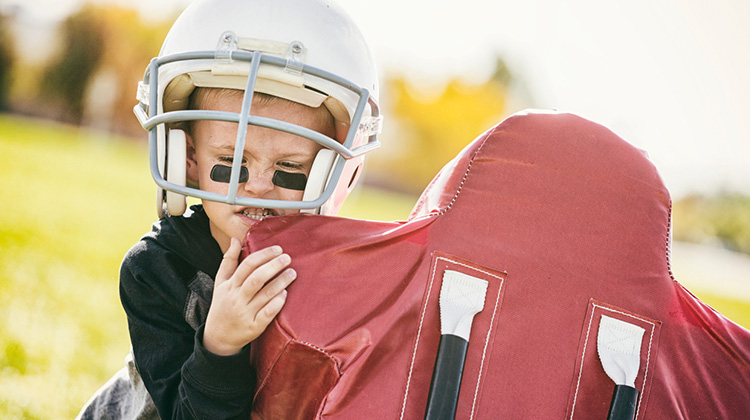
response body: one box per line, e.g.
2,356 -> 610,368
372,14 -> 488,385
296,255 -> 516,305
370,60 -> 510,192
673,193 -> 750,254
0,3 -> 749,419
5,3 -> 170,135
39,5 -> 106,124
0,12 -> 13,111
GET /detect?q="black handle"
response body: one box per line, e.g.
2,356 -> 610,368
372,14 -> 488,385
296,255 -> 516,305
424,335 -> 469,420
607,384 -> 639,420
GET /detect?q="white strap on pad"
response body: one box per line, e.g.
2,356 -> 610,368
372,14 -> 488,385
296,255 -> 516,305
597,315 -> 645,387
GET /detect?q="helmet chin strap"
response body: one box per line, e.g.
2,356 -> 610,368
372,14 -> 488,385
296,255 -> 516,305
302,148 -> 336,214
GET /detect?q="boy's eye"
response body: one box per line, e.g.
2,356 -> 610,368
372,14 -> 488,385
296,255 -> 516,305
277,161 -> 304,171
219,156 -> 247,165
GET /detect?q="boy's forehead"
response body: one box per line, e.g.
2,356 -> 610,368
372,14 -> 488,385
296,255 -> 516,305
198,88 -> 295,113
194,88 -> 334,133
198,88 -> 243,110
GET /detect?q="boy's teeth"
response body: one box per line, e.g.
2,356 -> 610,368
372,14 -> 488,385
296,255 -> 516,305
241,208 -> 272,220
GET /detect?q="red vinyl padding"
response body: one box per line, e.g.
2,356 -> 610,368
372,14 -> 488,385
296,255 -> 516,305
242,110 -> 750,419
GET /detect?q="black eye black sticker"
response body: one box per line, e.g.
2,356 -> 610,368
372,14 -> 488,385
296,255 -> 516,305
273,171 -> 307,191
210,164 -> 249,183
210,164 -> 307,191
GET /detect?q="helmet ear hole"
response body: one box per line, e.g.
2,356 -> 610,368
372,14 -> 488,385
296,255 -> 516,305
166,129 -> 188,216
301,148 -> 336,214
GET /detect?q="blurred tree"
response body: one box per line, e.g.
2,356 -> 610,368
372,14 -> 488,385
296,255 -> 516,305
40,5 -> 105,124
83,6 -> 171,136
34,4 -> 170,135
376,57 -> 512,193
673,192 -> 750,254
0,12 -> 16,111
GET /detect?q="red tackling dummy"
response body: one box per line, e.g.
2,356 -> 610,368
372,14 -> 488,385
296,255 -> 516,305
241,110 -> 750,419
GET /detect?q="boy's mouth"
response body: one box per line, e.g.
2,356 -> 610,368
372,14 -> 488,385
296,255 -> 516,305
239,207 -> 277,221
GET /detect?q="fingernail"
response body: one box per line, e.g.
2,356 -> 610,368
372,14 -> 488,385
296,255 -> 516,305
279,253 -> 291,264
287,268 -> 297,279
271,245 -> 282,253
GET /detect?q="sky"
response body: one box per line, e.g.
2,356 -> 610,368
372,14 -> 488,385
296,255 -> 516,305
5,0 -> 750,199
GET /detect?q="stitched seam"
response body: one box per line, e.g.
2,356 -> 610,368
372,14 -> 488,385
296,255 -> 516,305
294,339 -> 342,375
571,304 -> 656,420
570,304 -> 596,419
442,258 -> 505,281
438,126 -> 497,217
666,200 -> 676,281
636,323 -> 655,420
407,213 -> 439,223
399,256 -> 442,420
469,273 -> 504,419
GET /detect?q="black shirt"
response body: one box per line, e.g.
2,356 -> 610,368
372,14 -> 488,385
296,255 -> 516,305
120,205 -> 255,420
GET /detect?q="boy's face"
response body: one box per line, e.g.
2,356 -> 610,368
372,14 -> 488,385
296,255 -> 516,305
186,91 -> 333,252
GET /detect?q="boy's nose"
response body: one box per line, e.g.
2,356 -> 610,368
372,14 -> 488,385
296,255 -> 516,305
241,165 -> 275,197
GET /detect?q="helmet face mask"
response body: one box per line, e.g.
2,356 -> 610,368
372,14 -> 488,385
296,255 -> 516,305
134,0 -> 382,217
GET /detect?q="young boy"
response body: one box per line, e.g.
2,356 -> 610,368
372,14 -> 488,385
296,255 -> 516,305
181,89 -> 334,359
76,0 -> 382,418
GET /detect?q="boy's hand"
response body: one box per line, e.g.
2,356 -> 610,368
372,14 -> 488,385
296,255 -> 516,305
203,237 -> 296,356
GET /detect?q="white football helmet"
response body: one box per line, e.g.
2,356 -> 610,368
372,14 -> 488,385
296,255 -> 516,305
134,0 -> 382,217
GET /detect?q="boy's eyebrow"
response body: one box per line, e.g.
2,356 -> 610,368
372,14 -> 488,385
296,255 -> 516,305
207,144 -> 238,153
277,151 -> 318,160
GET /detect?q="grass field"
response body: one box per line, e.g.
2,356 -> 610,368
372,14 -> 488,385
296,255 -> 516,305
1,114 -> 748,419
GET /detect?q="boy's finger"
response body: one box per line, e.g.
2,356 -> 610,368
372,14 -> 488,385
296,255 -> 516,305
231,245 -> 284,287
245,267 -> 296,311
238,253 -> 291,299
215,237 -> 241,287
252,290 -> 288,334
